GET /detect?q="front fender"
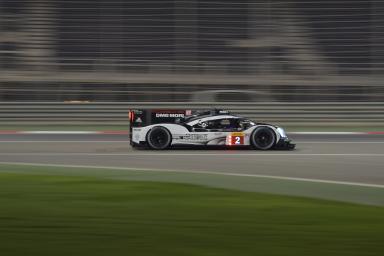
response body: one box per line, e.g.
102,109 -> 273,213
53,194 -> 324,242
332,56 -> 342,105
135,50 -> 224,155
244,125 -> 282,144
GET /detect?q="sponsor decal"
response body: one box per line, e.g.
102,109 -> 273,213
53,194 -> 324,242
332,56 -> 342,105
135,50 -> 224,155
179,134 -> 208,141
155,113 -> 185,118
231,132 -> 245,137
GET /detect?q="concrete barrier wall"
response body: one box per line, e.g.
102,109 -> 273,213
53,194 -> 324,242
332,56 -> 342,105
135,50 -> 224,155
1,102 -> 383,126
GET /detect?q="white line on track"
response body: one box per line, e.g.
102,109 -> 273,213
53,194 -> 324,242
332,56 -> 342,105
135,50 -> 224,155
1,153 -> 384,156
0,131 -> 370,135
296,141 -> 384,144
0,161 -> 383,189
1,141 -> 384,144
0,141 -> 131,143
18,131 -> 101,134
289,132 -> 364,135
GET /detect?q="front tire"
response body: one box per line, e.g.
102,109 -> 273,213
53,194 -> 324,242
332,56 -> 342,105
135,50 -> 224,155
146,126 -> 172,150
251,126 -> 276,150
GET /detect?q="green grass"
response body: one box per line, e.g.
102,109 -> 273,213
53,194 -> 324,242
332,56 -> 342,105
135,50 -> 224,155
0,173 -> 383,256
1,163 -> 383,206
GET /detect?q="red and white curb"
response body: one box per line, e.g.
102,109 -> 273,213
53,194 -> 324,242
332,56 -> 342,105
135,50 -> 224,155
0,131 -> 384,135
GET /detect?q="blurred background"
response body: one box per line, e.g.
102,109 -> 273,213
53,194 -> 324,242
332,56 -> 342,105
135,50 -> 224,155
0,0 -> 383,127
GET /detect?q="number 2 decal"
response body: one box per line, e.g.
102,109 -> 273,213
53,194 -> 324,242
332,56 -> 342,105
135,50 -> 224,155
227,132 -> 245,145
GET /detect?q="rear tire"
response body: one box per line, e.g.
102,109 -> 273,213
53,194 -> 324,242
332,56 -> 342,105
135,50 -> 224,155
146,126 -> 172,150
251,127 -> 276,150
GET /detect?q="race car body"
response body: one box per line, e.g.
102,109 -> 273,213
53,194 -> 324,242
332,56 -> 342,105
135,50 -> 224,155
129,109 -> 295,150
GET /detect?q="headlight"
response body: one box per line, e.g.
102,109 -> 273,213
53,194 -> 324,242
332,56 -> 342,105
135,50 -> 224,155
277,127 -> 287,138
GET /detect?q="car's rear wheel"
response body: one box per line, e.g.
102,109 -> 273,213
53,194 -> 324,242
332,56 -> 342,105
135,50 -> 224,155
251,127 -> 276,150
146,126 -> 172,150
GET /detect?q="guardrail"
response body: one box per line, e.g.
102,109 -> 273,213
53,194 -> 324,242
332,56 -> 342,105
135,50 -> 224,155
1,102 -> 384,126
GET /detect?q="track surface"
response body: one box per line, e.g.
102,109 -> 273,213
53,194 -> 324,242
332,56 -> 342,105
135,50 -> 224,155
0,133 -> 384,185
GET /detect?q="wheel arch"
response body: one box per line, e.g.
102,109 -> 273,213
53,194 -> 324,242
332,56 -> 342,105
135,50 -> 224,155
145,125 -> 173,150
249,125 -> 279,150
247,125 -> 281,141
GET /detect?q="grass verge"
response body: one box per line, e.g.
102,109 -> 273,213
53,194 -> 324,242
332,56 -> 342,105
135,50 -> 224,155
1,163 -> 383,206
0,172 -> 383,256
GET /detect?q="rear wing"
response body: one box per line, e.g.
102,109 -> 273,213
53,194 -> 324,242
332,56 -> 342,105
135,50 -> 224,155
129,109 -> 190,128
129,109 -> 193,143
128,108 -> 231,129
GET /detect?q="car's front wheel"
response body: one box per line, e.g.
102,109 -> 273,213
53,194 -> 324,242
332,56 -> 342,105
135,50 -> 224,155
251,126 -> 276,150
146,126 -> 172,150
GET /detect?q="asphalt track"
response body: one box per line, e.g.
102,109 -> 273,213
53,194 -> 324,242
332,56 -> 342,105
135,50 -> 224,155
0,133 -> 383,184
